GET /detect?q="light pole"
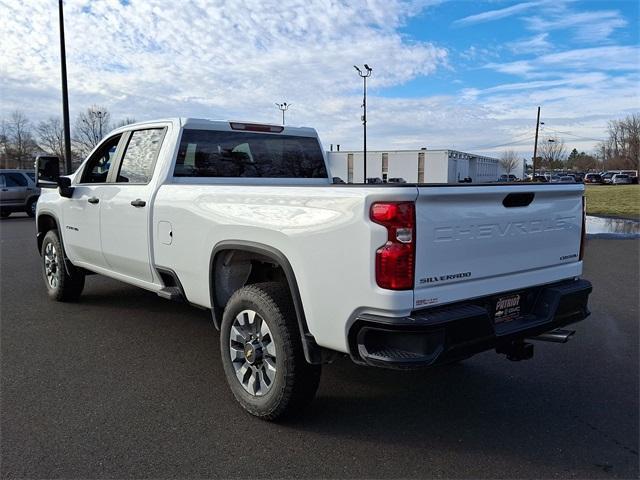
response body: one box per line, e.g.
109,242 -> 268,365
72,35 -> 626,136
532,106 -> 544,178
58,0 -> 72,174
275,102 -> 290,125
354,64 -> 372,183
95,109 -> 106,139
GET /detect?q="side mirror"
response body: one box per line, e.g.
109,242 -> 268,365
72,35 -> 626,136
57,176 -> 74,198
35,155 -> 61,188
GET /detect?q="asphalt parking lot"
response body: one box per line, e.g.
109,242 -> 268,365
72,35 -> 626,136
1,214 -> 638,479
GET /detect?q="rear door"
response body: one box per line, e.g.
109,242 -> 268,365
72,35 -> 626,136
413,184 -> 584,302
0,174 -> 6,206
99,127 -> 166,283
1,172 -> 29,206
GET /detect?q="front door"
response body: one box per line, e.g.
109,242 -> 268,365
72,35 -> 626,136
100,128 -> 166,283
61,134 -> 124,268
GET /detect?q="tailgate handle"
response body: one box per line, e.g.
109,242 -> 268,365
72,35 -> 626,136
503,192 -> 534,208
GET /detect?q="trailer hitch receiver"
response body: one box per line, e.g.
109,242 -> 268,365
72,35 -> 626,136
496,340 -> 534,361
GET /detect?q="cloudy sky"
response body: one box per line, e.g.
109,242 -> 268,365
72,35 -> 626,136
1,0 -> 639,156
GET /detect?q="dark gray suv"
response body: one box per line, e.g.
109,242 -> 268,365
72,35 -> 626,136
0,169 -> 40,218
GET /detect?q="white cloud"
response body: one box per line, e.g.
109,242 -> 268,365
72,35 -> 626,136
1,0 -> 637,161
506,33 -> 552,54
485,46 -> 640,77
527,10 -> 627,43
461,73 -> 608,98
1,0 -> 447,123
453,1 -> 543,26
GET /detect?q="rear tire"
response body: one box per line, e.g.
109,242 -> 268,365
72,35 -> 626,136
220,282 -> 321,420
41,229 -> 85,302
26,198 -> 37,217
0,211 -> 10,218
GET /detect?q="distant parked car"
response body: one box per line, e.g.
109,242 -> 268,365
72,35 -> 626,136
366,177 -> 384,184
497,174 -> 518,182
620,170 -> 638,184
568,173 -> 584,182
550,175 -> 575,183
601,172 -> 615,184
584,173 -> 603,184
531,175 -> 548,182
388,177 -> 407,184
332,176 -> 345,184
0,169 -> 40,218
612,174 -> 632,185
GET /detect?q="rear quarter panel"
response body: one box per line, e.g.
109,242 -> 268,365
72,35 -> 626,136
152,184 -> 417,353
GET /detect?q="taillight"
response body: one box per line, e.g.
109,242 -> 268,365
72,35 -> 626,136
579,195 -> 586,260
370,202 -> 415,290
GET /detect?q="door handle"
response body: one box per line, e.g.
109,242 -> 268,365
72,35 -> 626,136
130,199 -> 146,208
87,197 -> 100,204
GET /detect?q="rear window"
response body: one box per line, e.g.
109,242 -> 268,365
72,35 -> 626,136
174,129 -> 328,179
3,172 -> 28,187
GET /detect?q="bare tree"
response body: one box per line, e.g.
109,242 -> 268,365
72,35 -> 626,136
36,117 -> 66,161
74,105 -> 111,156
539,136 -> 567,170
499,150 -> 519,176
1,111 -> 38,169
600,113 -> 640,170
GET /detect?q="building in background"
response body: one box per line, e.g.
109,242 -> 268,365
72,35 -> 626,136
327,149 -> 509,183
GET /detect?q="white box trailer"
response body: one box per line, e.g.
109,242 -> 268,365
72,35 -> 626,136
327,149 -> 500,184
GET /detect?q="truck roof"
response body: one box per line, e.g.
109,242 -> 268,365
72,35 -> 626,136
112,118 -> 318,137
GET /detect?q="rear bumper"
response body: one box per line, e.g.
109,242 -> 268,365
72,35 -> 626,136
349,278 -> 592,369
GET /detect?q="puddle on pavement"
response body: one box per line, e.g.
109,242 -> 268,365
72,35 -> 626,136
586,216 -> 640,238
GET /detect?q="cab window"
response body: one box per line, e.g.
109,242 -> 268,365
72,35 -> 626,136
80,135 -> 122,184
116,129 -> 165,184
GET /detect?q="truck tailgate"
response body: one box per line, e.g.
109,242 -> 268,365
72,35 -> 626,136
413,184 -> 584,306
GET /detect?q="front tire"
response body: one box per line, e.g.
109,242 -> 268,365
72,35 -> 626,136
41,229 -> 85,302
220,282 -> 321,420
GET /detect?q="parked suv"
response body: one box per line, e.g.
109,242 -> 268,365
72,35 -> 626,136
612,174 -> 632,185
0,169 -> 40,217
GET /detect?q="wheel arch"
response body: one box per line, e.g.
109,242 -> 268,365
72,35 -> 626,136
36,213 -> 61,253
210,240 -> 322,364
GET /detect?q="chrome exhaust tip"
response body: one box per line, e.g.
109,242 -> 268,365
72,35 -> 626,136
530,329 -> 575,343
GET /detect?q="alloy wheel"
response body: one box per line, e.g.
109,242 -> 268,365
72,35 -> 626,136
44,242 -> 59,288
229,309 -> 277,396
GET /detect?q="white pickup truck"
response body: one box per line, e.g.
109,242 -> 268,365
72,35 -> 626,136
35,118 -> 592,420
